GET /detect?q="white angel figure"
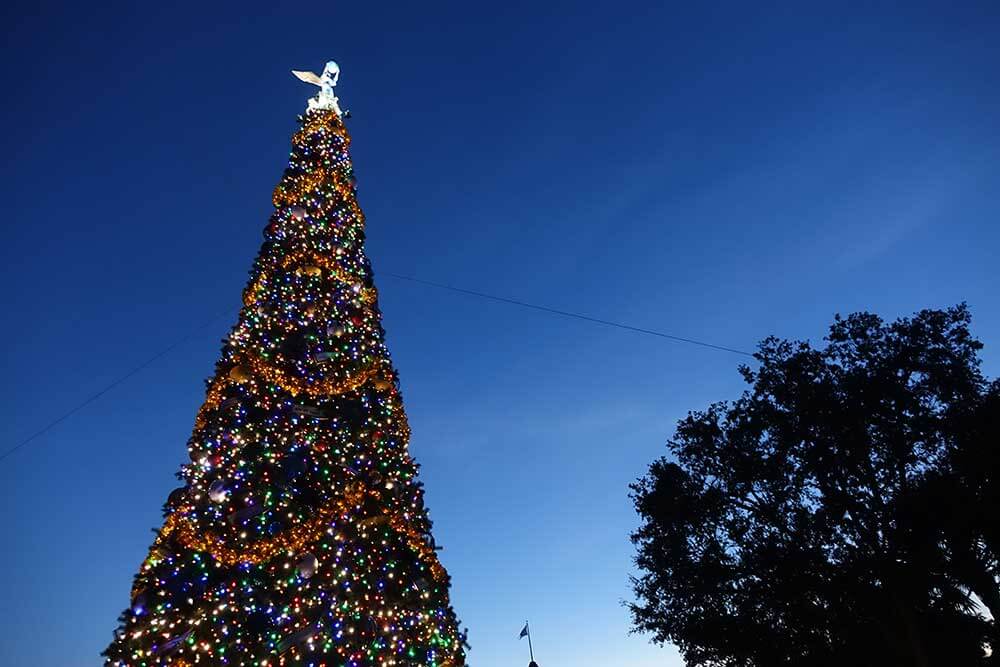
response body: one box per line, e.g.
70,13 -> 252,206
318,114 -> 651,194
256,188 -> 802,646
292,61 -> 344,116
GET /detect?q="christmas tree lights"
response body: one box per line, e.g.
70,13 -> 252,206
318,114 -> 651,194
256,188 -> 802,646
103,70 -> 466,666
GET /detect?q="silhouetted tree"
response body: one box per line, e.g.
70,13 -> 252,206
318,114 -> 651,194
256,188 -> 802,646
629,305 -> 998,666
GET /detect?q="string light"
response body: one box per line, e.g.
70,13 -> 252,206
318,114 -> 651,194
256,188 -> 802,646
104,107 -> 467,666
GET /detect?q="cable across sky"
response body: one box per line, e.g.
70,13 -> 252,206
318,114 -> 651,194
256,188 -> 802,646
1,273 -> 753,463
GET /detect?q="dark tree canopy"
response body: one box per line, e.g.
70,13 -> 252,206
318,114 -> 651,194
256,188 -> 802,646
630,305 -> 999,666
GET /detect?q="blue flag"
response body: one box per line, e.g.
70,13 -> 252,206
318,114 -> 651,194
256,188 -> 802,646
519,622 -> 529,639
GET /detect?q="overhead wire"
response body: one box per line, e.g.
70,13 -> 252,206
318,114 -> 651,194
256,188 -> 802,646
0,313 -> 229,463
2,275 -> 754,462
383,272 -> 754,357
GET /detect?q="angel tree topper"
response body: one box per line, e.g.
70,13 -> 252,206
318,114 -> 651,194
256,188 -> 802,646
292,61 -> 344,116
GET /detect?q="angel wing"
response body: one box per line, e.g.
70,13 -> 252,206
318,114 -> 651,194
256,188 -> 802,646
292,70 -> 323,86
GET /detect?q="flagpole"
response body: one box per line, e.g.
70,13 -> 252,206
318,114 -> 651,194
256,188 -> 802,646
526,620 -> 534,662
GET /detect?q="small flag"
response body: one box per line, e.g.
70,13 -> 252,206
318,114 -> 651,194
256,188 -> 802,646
519,622 -> 529,639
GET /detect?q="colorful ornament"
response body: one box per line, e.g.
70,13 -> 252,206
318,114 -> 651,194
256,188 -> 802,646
297,552 -> 318,579
208,479 -> 228,503
155,629 -> 192,656
292,404 -> 324,418
227,501 -> 264,525
277,623 -> 318,654
228,365 -> 251,383
296,264 -> 323,277
130,590 -> 147,616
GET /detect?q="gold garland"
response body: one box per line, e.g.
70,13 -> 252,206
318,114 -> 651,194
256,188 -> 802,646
241,260 -> 378,315
272,111 -> 363,219
191,362 -> 373,431
238,353 -> 385,398
390,512 -> 447,582
272,169 -> 326,207
191,358 -> 408,440
284,252 -> 378,305
192,377 -> 230,432
139,482 -> 447,592
273,171 -> 361,212
294,109 -> 348,146
150,483 -> 365,569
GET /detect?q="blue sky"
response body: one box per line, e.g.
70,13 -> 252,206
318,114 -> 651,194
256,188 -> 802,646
1,2 -> 999,665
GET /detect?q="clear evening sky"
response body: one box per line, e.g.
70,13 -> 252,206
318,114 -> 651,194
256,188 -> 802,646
1,2 -> 998,665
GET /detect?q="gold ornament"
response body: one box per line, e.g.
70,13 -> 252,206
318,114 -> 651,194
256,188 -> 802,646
238,351 -> 385,398
296,265 -> 323,277
372,375 -> 394,391
228,365 -> 252,383
154,484 -> 365,567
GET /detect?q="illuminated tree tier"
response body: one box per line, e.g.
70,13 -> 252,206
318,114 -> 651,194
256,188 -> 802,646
104,94 -> 466,667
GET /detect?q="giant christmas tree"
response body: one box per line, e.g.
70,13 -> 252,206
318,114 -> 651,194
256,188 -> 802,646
104,62 -> 466,667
